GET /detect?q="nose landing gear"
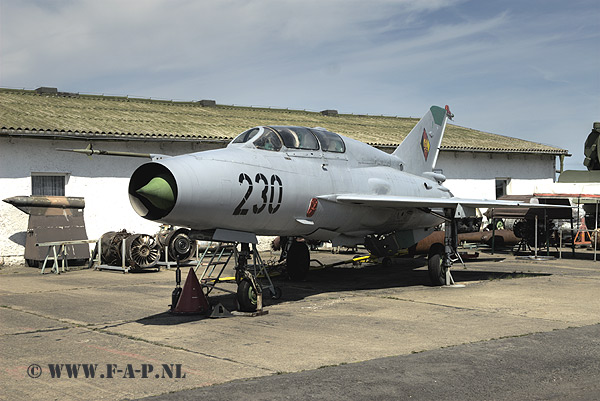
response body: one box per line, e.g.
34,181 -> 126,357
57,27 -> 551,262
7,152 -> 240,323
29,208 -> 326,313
234,242 -> 281,313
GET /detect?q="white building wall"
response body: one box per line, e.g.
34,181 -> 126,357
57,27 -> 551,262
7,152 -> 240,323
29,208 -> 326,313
1,138 -> 560,264
0,137 -> 220,264
436,151 -> 556,199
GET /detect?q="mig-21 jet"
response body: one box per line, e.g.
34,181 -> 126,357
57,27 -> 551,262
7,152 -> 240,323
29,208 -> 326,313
66,105 -> 565,311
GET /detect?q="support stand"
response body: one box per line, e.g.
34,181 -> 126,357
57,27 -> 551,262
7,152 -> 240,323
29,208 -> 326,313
170,257 -> 182,310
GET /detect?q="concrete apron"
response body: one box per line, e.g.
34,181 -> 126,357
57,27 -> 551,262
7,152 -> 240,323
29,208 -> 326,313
1,253 -> 599,400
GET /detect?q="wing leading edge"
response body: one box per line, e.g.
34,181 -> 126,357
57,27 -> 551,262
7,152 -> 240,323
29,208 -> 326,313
320,194 -> 570,210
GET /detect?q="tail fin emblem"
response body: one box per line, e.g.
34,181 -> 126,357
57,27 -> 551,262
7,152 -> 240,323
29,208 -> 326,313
445,105 -> 454,120
420,129 -> 430,161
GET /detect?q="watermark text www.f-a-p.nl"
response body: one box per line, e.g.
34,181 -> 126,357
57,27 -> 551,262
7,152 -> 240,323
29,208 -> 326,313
27,363 -> 186,379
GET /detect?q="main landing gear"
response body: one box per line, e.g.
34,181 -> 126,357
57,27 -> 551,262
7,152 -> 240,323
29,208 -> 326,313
279,237 -> 310,281
427,208 -> 465,287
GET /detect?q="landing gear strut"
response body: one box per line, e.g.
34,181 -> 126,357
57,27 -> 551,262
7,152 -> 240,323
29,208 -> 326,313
427,208 -> 464,287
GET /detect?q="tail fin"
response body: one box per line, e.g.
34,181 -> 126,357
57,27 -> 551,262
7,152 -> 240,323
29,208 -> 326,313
393,105 -> 453,175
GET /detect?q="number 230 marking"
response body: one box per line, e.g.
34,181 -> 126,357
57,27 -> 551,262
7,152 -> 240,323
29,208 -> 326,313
233,173 -> 283,216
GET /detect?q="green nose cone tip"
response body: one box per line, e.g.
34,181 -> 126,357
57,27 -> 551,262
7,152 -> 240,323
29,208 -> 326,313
136,176 -> 175,210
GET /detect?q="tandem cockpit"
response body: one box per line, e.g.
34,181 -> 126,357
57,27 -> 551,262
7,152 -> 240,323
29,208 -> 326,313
230,126 -> 346,153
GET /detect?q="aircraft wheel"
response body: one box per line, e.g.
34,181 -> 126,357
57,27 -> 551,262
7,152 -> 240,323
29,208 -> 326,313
286,241 -> 310,281
428,243 -> 446,286
236,279 -> 257,312
167,228 -> 192,262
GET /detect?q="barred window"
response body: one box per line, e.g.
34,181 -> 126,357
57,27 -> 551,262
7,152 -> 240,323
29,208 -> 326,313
31,175 -> 66,196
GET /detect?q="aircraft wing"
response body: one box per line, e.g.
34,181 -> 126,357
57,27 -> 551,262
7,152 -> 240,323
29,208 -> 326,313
321,194 -> 570,209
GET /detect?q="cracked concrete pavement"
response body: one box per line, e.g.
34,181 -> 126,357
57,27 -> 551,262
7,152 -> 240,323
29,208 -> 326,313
1,249 -> 599,400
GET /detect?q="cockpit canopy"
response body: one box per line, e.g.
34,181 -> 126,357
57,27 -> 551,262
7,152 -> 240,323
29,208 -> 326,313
231,126 -> 345,153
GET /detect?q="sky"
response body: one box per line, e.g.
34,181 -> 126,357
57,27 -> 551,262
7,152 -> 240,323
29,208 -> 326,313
1,0 -> 598,170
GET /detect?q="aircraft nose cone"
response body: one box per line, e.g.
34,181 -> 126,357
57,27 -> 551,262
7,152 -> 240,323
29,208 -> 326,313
136,176 -> 175,211
129,162 -> 178,220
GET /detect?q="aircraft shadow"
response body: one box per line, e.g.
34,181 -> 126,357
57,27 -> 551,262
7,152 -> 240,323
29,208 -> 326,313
135,256 -> 550,326
136,311 -> 214,326
254,259 -> 551,306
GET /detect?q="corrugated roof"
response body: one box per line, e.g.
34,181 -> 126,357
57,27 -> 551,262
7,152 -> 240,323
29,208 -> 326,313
0,88 -> 568,155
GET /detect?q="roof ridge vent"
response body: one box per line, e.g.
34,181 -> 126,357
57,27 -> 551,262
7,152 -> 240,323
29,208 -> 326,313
35,87 -> 79,98
35,87 -> 58,94
320,109 -> 338,117
199,99 -> 216,107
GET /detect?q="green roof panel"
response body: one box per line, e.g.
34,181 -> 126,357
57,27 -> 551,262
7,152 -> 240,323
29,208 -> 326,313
0,88 -> 568,155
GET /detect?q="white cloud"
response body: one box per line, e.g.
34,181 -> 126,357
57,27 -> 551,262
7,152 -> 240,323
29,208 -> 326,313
0,0 -> 598,166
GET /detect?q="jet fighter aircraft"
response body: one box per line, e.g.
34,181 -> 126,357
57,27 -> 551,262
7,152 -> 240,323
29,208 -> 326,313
66,105 -> 565,310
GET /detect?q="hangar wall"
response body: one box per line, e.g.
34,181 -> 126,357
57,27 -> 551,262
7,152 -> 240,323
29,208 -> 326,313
436,151 -> 556,199
0,137 -> 221,264
1,137 -> 560,265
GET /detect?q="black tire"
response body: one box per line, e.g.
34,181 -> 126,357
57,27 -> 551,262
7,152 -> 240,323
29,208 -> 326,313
167,228 -> 192,262
237,279 -> 257,312
286,241 -> 310,281
428,243 -> 446,286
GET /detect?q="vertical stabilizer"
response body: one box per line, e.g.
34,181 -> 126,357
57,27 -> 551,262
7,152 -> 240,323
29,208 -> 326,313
393,105 -> 452,175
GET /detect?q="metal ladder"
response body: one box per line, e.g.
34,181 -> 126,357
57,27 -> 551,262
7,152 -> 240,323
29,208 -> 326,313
195,241 -> 281,300
195,242 -> 236,294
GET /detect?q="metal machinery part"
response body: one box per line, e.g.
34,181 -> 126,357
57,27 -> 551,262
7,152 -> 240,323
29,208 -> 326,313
456,217 -> 482,233
126,234 -> 161,269
155,226 -> 193,262
558,122 -> 600,229
100,230 -> 160,271
3,195 -> 90,267
513,219 -> 555,248
100,231 -> 128,266
583,122 -> 600,171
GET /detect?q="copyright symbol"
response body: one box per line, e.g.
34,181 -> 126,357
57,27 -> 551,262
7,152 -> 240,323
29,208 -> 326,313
27,364 -> 42,378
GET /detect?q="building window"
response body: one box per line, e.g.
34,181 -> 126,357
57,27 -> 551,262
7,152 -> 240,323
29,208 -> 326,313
495,178 -> 509,199
31,174 -> 66,196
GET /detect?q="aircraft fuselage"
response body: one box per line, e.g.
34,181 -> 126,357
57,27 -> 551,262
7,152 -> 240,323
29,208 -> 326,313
129,127 -> 449,245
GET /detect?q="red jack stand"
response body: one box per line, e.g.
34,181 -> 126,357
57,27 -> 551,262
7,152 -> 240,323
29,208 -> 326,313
574,217 -> 592,247
170,268 -> 210,315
